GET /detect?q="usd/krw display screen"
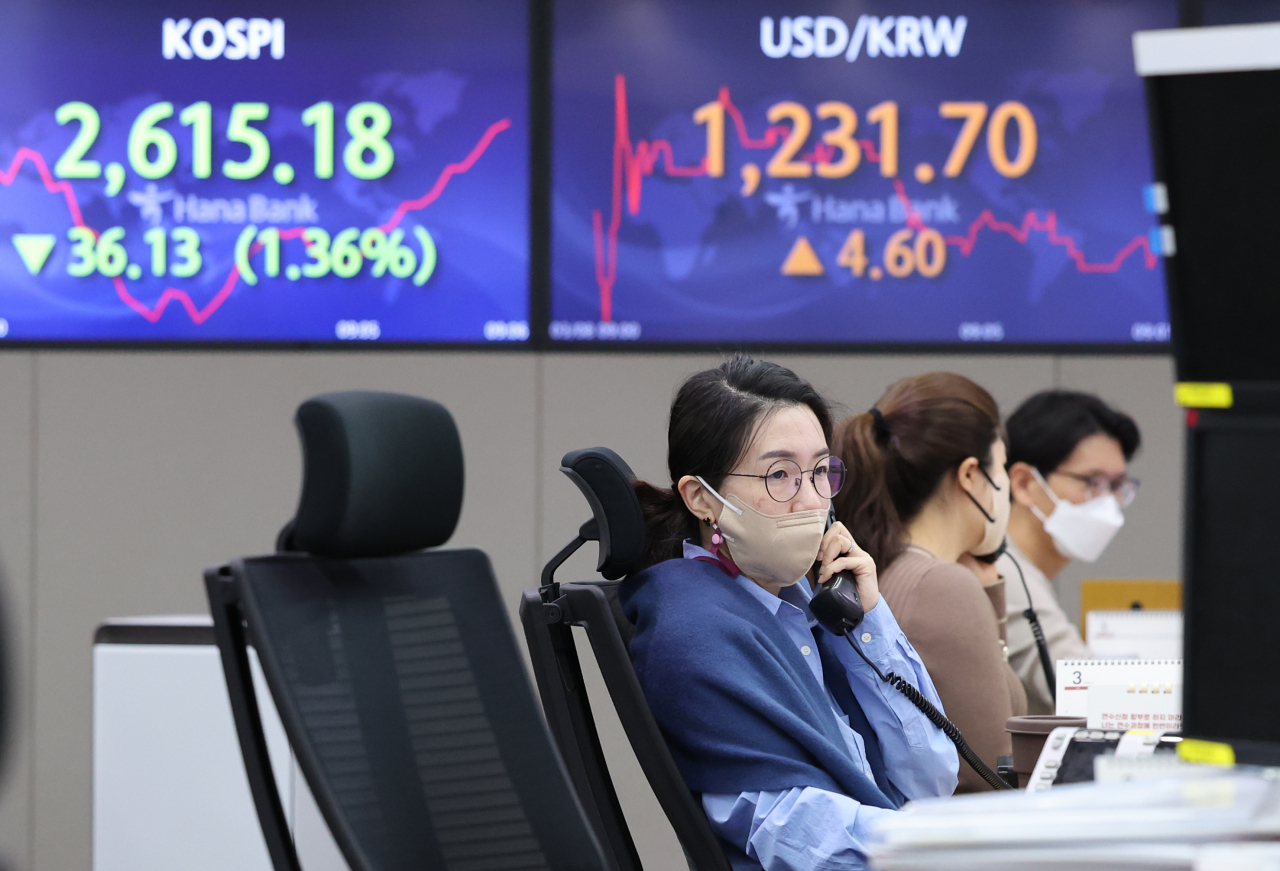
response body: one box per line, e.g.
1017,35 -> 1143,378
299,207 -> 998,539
0,0 -> 528,343
551,0 -> 1174,345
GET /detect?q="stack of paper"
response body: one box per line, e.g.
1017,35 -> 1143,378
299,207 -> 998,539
868,769 -> 1280,871
871,842 -> 1280,871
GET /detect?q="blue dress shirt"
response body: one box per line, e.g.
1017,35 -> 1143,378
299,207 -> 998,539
684,543 -> 958,871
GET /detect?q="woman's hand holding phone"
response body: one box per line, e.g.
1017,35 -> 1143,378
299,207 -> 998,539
817,520 -> 880,612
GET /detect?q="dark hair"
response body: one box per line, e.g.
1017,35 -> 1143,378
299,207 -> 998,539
634,355 -> 833,569
832,372 -> 1002,570
1005,390 -> 1141,474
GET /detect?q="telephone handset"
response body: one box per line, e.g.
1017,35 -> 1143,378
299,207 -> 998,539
809,508 -> 1013,791
808,507 -> 865,634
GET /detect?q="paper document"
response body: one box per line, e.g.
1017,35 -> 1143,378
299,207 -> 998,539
1056,658 -> 1182,722
1089,683 -> 1182,731
1087,609 -> 1182,659
867,769 -> 1280,865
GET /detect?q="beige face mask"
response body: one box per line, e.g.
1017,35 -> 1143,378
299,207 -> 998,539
970,467 -> 1012,558
697,476 -> 827,587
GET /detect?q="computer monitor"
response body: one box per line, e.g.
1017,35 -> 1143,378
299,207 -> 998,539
0,0 -> 530,344
1138,22 -> 1280,382
1138,21 -> 1280,762
550,0 -> 1176,347
1182,411 -> 1280,762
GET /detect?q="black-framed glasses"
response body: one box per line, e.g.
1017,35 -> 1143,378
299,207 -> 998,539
726,456 -> 846,503
1052,470 -> 1141,508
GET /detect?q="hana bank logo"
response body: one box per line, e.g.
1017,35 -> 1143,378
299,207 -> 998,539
760,15 -> 967,60
163,17 -> 284,59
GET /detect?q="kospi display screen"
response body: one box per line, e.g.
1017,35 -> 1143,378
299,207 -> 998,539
550,0 -> 1175,346
0,1 -> 529,343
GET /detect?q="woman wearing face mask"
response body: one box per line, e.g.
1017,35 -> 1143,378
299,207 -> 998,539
998,390 -> 1142,714
832,372 -> 1026,794
620,356 -> 958,871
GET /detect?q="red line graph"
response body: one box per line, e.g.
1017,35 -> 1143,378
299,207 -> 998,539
380,118 -> 510,234
0,119 -> 511,325
0,148 -> 87,225
593,78 -> 797,320
891,179 -> 1156,274
591,75 -> 1154,321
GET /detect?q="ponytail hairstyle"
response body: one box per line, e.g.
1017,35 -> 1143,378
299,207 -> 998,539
832,372 -> 1003,570
634,355 -> 833,570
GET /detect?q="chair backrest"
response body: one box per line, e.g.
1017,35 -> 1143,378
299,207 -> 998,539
207,391 -> 608,871
521,448 -> 732,871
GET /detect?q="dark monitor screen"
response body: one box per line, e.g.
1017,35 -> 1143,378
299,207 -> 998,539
1183,414 -> 1280,751
550,0 -> 1175,346
1148,68 -> 1280,381
1203,0 -> 1280,26
0,0 -> 529,344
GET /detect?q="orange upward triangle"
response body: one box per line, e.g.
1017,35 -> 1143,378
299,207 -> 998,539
781,236 -> 825,276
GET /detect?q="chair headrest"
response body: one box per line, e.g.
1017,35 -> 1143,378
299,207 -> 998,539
282,391 -> 463,558
560,447 -> 645,580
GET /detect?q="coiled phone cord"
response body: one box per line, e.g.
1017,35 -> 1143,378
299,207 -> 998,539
842,635 -> 1013,791
1007,551 -> 1056,705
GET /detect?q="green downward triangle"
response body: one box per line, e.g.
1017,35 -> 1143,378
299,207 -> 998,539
12,234 -> 56,275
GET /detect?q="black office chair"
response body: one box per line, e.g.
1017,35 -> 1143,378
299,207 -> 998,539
206,391 -> 609,871
520,448 -> 732,871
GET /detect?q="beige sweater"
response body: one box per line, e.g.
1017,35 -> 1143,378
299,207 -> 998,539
878,546 -> 1027,793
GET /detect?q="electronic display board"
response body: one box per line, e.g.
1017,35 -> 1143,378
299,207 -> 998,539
0,0 -> 529,343
550,0 -> 1175,346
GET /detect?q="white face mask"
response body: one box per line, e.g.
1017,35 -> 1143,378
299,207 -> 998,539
697,476 -> 827,587
1030,467 -> 1125,563
969,467 -> 1011,559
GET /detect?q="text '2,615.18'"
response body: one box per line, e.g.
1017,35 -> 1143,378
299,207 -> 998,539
52,101 -> 395,185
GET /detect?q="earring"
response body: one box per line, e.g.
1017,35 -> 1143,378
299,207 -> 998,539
702,517 -> 712,527
710,522 -> 724,549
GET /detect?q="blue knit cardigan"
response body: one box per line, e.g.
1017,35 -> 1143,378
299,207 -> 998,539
619,557 -> 902,809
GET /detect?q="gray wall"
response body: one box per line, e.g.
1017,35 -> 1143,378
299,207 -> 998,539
0,350 -> 1181,871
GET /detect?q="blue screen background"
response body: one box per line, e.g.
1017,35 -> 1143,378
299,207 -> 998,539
0,0 -> 529,343
551,0 -> 1176,345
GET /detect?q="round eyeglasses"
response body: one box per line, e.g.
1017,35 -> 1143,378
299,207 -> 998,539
1053,470 -> 1141,509
725,456 -> 846,503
